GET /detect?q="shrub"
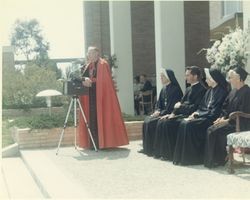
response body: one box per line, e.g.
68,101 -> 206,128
7,113 -> 74,129
2,121 -> 15,147
2,63 -> 64,109
6,112 -> 143,130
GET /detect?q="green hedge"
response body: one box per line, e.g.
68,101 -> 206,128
7,113 -> 144,130
2,121 -> 15,148
7,113 -> 74,129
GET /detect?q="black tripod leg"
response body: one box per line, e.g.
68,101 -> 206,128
56,98 -> 73,155
77,98 -> 98,152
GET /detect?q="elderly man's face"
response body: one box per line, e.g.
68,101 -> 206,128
227,70 -> 240,88
87,50 -> 98,62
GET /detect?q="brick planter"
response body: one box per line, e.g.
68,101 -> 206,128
11,121 -> 143,149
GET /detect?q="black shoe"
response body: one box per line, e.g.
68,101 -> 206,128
161,157 -> 168,161
138,149 -> 145,153
154,155 -> 161,159
147,152 -> 153,157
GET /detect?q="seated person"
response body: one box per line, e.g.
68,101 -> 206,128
140,74 -> 153,91
134,74 -> 153,115
204,66 -> 250,168
134,75 -> 143,115
153,66 -> 207,160
133,75 -> 142,95
173,68 -> 228,165
138,68 -> 183,156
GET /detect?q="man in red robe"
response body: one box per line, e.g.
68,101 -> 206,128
78,46 -> 129,149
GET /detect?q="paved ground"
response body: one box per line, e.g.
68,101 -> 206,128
2,140 -> 250,199
1,157 -> 43,199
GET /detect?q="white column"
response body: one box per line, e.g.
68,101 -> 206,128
109,1 -> 134,115
243,1 -> 250,84
154,1 -> 185,96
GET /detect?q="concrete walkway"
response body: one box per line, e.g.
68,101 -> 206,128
2,140 -> 250,199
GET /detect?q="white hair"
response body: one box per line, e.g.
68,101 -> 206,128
87,46 -> 100,55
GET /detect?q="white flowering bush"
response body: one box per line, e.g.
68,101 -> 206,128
205,27 -> 250,74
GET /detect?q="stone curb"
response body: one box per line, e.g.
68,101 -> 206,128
2,143 -> 20,158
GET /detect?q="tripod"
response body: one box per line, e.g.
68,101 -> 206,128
56,95 -> 98,155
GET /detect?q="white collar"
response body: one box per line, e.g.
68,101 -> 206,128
191,82 -> 199,86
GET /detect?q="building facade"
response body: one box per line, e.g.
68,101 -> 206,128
83,1 -> 250,115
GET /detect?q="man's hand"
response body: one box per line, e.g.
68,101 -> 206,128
151,111 -> 160,118
168,113 -> 176,119
185,112 -> 199,121
82,78 -> 92,87
174,102 -> 181,109
213,117 -> 222,125
213,117 -> 228,127
160,114 -> 169,120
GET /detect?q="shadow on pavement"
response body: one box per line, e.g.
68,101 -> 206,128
73,147 -> 131,161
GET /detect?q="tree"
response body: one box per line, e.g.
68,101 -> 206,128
11,19 -> 49,62
2,62 -> 64,109
10,19 -> 62,75
5,19 -> 65,110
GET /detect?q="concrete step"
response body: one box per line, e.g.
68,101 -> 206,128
20,149 -> 89,199
1,157 -> 43,199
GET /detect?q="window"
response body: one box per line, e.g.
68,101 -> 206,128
221,1 -> 242,18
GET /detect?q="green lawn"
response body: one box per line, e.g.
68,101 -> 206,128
2,120 -> 15,148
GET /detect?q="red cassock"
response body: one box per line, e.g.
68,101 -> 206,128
78,58 -> 129,149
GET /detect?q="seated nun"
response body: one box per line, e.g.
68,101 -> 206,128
138,68 -> 183,156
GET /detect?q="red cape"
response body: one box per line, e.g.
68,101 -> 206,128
78,58 -> 129,149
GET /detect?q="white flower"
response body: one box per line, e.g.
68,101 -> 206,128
230,59 -> 237,66
245,51 -> 250,57
205,27 -> 250,73
230,51 -> 237,59
213,40 -> 221,47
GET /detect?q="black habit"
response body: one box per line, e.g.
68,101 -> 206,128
173,85 -> 228,165
204,85 -> 250,168
82,61 -> 99,148
153,82 -> 207,160
142,82 -> 183,156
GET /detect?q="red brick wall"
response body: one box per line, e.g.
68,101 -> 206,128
131,1 -> 156,77
184,1 -> 210,68
12,121 -> 143,149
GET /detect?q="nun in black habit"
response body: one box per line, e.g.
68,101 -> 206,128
138,69 -> 183,156
204,66 -> 250,168
173,68 -> 228,165
153,66 -> 207,160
